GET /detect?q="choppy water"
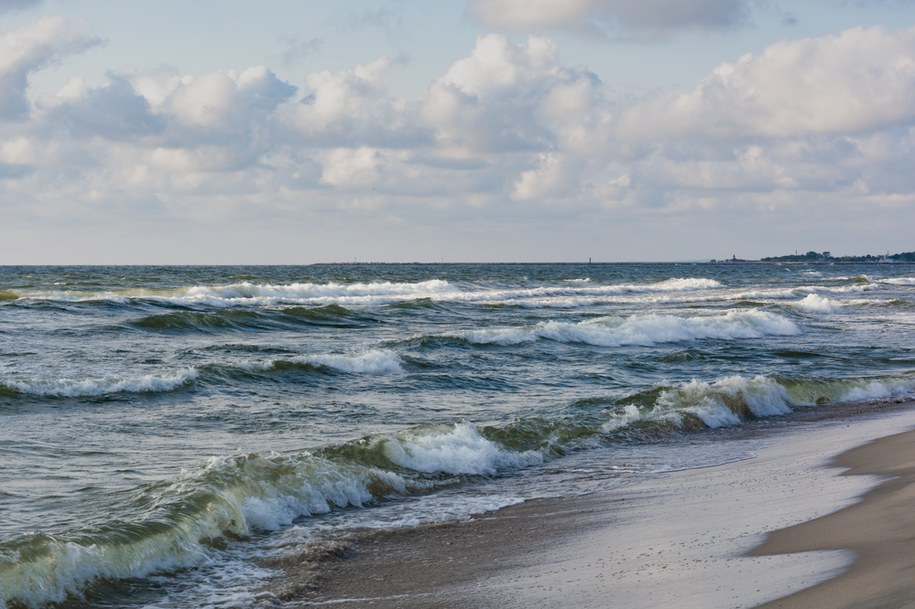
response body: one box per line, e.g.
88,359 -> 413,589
1,263 -> 914,608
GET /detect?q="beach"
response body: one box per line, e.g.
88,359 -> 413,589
284,403 -> 915,609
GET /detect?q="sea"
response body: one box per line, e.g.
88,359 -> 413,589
1,263 -> 914,608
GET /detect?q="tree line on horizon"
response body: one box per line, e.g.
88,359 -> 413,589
759,250 -> 915,263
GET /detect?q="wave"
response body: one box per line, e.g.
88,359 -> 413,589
0,453 -> 409,609
5,280 -> 453,309
181,280 -> 453,306
881,277 -> 915,286
2,368 -> 198,398
0,422 -> 538,609
379,423 -> 542,475
791,294 -> 839,314
607,373 -> 915,433
450,310 -> 800,347
240,350 -> 404,376
7,277 -> 724,310
131,305 -> 368,333
2,352 -> 403,402
132,310 -> 266,332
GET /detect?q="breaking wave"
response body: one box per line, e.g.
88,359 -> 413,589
791,294 -> 839,314
451,310 -> 800,347
2,369 -> 198,398
0,422 -> 540,609
8,277 -> 724,310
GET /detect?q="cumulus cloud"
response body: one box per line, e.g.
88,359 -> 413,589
0,17 -> 101,121
48,74 -> 163,140
423,34 -> 609,158
274,57 -> 428,147
164,66 -> 296,141
468,0 -> 758,36
617,26 -> 915,141
512,152 -> 581,200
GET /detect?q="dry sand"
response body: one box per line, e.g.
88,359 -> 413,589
276,403 -> 915,609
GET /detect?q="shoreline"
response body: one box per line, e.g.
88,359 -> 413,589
274,403 -> 915,609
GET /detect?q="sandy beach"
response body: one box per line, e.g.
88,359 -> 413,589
276,403 -> 915,609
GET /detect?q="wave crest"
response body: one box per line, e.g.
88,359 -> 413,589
450,310 -> 800,347
380,423 -> 543,476
5,368 -> 198,398
792,294 -> 838,313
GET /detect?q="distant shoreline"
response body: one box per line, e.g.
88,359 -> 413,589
710,259 -> 915,264
715,250 -> 915,264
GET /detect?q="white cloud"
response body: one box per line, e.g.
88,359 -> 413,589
48,74 -> 163,140
512,152 -> 579,200
274,57 -> 427,147
618,26 -> 915,141
423,34 -> 606,159
320,146 -> 382,188
164,66 -> 295,140
0,17 -> 100,120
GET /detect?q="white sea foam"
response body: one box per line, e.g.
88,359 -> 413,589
730,287 -> 812,301
6,368 -> 198,397
602,376 -> 802,434
660,376 -> 797,427
236,458 -> 409,531
454,310 -> 799,348
838,378 -> 915,403
381,423 -> 543,476
792,294 -> 839,314
881,277 -> 915,286
182,279 -> 454,306
297,350 -> 404,374
602,404 -> 643,432
651,278 -> 722,291
454,327 -> 536,346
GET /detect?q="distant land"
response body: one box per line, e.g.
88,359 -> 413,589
713,251 -> 915,263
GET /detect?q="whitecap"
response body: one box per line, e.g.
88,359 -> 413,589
381,423 -> 543,476
792,294 -> 838,314
6,368 -> 198,397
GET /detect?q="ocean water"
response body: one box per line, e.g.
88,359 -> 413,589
1,263 -> 914,608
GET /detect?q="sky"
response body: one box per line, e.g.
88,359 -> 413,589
1,0 -> 914,263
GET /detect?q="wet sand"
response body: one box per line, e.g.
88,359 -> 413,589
276,404 -> 915,609
751,428 -> 915,609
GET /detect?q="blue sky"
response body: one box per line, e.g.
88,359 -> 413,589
2,0 -> 915,263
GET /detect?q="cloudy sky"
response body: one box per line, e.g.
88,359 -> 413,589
2,0 -> 914,263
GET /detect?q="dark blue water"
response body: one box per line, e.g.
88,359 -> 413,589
1,263 -> 914,608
